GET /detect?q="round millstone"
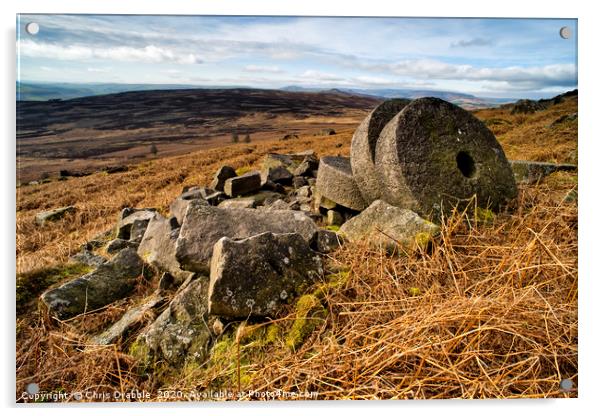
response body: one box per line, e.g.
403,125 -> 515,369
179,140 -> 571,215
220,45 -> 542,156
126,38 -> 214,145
351,98 -> 411,204
316,156 -> 367,211
375,97 -> 517,218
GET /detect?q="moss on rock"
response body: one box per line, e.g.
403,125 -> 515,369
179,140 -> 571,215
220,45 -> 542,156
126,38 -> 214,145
285,294 -> 327,351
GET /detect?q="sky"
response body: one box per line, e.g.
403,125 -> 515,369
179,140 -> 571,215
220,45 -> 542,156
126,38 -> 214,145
16,15 -> 578,99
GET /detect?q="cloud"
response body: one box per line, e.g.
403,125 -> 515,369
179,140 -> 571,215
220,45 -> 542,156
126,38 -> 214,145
348,59 -> 576,90
243,65 -> 283,73
451,37 -> 494,48
87,67 -> 111,72
18,39 -> 203,65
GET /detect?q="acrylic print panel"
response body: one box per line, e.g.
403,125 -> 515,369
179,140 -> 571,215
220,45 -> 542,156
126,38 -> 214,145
16,15 -> 578,402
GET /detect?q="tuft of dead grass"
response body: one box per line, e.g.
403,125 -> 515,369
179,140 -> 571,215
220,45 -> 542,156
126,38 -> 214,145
233,179 -> 578,400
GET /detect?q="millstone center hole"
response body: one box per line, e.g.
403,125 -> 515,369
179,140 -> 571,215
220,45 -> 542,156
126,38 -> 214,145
456,151 -> 476,178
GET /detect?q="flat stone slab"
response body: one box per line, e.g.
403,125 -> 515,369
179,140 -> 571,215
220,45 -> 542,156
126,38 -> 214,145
35,206 -> 76,226
69,250 -> 107,267
510,160 -> 577,184
351,99 -> 411,204
116,208 -> 156,241
41,248 -> 143,320
340,200 -> 440,252
175,200 -> 319,273
134,278 -> 212,365
137,213 -> 191,284
316,156 -> 367,211
224,171 -> 261,197
262,151 -> 316,174
92,294 -> 164,345
261,165 -> 293,185
375,97 -> 517,218
210,165 -> 237,191
208,232 -> 323,318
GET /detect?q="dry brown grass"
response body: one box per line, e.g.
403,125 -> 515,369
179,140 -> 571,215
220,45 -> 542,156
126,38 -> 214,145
15,97 -> 577,401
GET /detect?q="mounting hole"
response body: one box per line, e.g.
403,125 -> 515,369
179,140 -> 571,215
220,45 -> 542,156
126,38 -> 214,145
25,22 -> 39,35
559,26 -> 571,40
456,151 -> 476,178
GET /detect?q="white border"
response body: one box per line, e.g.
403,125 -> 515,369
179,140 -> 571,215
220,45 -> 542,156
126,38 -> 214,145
3,1 -> 601,415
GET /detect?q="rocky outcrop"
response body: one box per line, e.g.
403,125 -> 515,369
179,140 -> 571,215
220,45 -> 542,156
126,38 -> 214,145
208,232 -> 323,318
224,171 -> 262,197
210,165 -> 237,191
316,156 -> 367,211
132,278 -> 212,365
175,200 -> 318,273
310,229 -> 343,253
137,213 -> 191,284
510,160 -> 577,184
115,208 -> 156,242
339,200 -> 440,252
69,250 -> 107,267
35,206 -> 76,226
92,294 -> 165,345
261,166 -> 293,185
41,248 -> 144,320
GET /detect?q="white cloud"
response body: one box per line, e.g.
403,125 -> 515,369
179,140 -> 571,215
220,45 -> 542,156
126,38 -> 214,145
349,59 -> 576,89
243,65 -> 283,73
18,39 -> 203,65
87,67 -> 111,72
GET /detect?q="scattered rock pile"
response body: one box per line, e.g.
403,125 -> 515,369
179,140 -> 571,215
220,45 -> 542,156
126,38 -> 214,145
37,97 -> 575,368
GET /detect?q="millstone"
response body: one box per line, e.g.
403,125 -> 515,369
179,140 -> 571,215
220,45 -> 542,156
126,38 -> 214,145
375,97 -> 517,217
316,156 -> 367,211
351,99 -> 411,203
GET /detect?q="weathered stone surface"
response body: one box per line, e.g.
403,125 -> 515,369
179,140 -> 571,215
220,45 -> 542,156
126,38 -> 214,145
224,171 -> 261,197
296,185 -> 312,198
134,278 -> 212,365
35,206 -> 76,226
69,250 -> 107,267
218,198 -> 255,209
316,156 -> 367,211
339,200 -> 440,251
41,248 -> 144,320
310,229 -> 343,253
510,160 -> 577,184
293,155 -> 320,177
137,213 -> 191,284
262,199 -> 291,211
176,200 -> 318,273
116,208 -> 156,240
511,99 -> 549,114
105,238 -> 139,254
261,179 -> 286,194
261,166 -> 293,185
170,192 -> 209,225
92,294 -> 164,345
208,232 -> 323,318
293,176 -> 309,189
375,98 -> 517,217
351,99 -> 411,203
326,210 -> 344,226
262,151 -> 315,174
315,194 -> 337,210
129,219 -> 150,243
210,165 -> 237,191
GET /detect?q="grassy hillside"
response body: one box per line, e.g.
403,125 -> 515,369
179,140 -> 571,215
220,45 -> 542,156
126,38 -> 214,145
16,95 -> 577,400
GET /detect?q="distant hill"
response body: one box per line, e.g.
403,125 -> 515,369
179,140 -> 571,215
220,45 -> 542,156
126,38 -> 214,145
16,82 -> 209,101
19,82 -> 513,109
283,86 -> 514,109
